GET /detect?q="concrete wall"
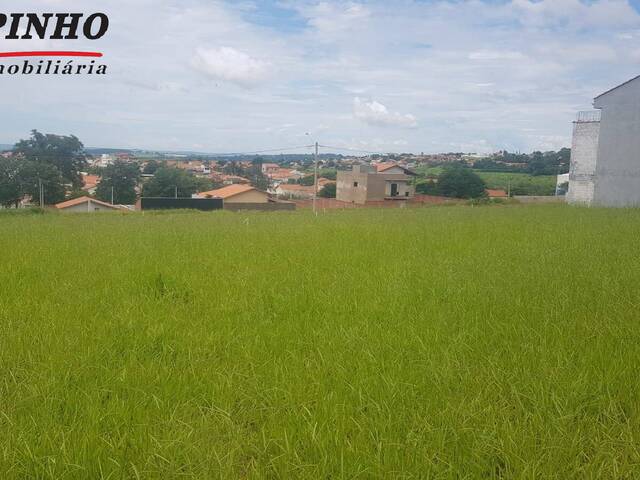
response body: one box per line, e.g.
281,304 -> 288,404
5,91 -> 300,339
514,196 -> 565,204
337,171 -> 370,204
384,179 -> 414,198
593,79 -> 640,206
337,171 -> 414,204
567,118 -> 600,205
224,202 -> 295,211
225,190 -> 270,204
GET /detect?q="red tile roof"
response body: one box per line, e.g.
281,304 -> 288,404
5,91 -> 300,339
82,174 -> 100,189
199,184 -> 259,199
375,163 -> 416,175
486,189 -> 508,198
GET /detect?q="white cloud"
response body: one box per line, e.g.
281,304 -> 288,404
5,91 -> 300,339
468,50 -> 526,61
1,0 -> 640,153
191,47 -> 271,87
353,98 -> 417,128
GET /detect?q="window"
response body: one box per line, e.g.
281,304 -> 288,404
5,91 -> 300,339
405,191 -> 410,197
353,182 -> 359,187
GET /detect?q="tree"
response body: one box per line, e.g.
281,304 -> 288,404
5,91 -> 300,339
415,180 -> 439,196
193,176 -> 216,194
95,161 -> 141,205
18,161 -> 66,205
319,183 -> 336,198
142,167 -> 197,198
299,175 -> 315,186
14,130 -> 88,188
0,157 -> 23,208
0,157 -> 66,206
223,161 -> 244,176
437,166 -> 486,199
143,160 -> 161,175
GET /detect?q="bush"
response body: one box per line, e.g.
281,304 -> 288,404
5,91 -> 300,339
437,166 -> 487,199
319,183 -> 336,198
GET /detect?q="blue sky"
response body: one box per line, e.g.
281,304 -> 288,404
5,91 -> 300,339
2,0 -> 640,154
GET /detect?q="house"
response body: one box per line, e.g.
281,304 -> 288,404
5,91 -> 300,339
55,196 -> 125,213
81,173 -> 100,194
486,189 -> 508,199
568,75 -> 640,207
267,168 -> 304,183
336,164 -> 417,205
198,184 -> 270,203
374,163 -> 416,175
275,184 -> 316,199
261,163 -> 280,174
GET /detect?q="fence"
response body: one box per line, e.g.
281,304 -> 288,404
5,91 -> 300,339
576,110 -> 601,123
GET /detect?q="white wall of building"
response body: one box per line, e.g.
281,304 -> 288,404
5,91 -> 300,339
567,117 -> 600,205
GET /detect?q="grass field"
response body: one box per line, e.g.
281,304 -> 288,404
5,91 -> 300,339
412,167 -> 556,196
475,172 -> 556,196
2,205 -> 640,478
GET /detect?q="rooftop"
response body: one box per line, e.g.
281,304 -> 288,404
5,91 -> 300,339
55,196 -> 122,210
199,184 -> 258,199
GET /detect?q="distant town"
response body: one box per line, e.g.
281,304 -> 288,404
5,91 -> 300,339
0,133 -> 571,213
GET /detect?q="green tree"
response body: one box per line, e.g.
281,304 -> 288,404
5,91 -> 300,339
142,167 -> 197,198
19,161 -> 67,205
95,161 -> 141,205
0,157 -> 66,206
319,183 -> 336,198
14,130 -> 88,188
437,166 -> 486,199
415,180 -> 439,196
0,157 -> 23,208
143,160 -> 161,175
193,176 -> 215,194
299,175 -> 315,186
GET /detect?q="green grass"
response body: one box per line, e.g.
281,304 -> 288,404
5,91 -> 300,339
412,165 -> 444,177
412,168 -> 555,196
2,206 -> 640,478
476,172 -> 556,196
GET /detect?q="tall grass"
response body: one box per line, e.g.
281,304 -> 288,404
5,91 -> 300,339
1,205 -> 640,478
476,172 -> 556,196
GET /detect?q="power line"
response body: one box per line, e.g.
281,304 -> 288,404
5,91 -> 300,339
214,145 -> 315,157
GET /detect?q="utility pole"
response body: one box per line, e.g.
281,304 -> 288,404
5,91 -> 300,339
313,141 -> 319,214
175,186 -> 178,199
38,178 -> 44,207
111,186 -> 114,205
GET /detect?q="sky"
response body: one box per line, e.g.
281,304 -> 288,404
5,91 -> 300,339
2,0 -> 640,155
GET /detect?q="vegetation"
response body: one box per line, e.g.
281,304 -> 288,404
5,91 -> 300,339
14,130 -> 88,188
96,161 -> 141,205
477,171 -> 556,196
2,205 -> 640,478
0,131 -> 89,206
472,148 -> 571,176
222,158 -> 269,191
318,182 -> 336,198
434,165 -> 486,199
142,167 -> 198,198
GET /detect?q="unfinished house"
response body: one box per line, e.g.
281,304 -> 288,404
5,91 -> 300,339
337,164 -> 416,205
568,75 -> 640,207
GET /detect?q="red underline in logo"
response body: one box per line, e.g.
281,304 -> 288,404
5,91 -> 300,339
0,51 -> 103,58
